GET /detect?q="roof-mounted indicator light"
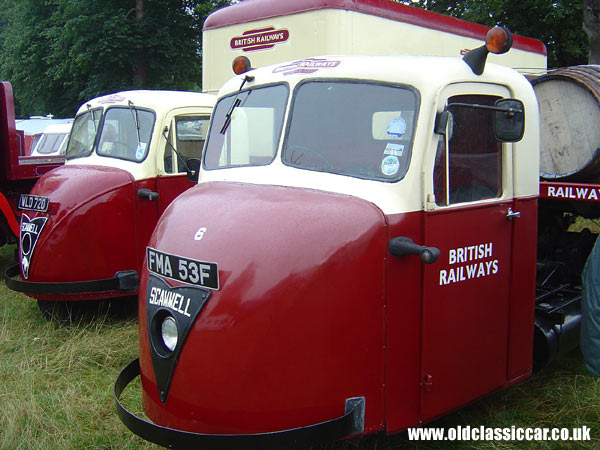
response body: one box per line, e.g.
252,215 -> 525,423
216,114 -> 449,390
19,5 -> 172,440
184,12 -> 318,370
232,56 -> 252,75
486,26 -> 513,55
463,26 -> 513,76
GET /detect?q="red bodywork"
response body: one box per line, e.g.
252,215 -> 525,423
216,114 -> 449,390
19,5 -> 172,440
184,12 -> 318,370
140,182 -> 387,434
24,165 -> 142,300
21,163 -> 196,301
138,181 -> 538,434
0,81 -> 63,242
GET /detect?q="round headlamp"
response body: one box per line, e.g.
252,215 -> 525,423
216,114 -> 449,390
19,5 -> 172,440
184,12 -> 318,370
161,316 -> 178,352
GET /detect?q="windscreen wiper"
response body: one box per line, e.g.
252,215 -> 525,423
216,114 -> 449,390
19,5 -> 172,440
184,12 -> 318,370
162,126 -> 192,173
128,100 -> 142,146
86,104 -> 97,132
219,75 -> 254,135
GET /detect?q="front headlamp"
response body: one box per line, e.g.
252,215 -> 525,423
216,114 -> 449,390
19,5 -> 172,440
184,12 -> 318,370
161,316 -> 178,352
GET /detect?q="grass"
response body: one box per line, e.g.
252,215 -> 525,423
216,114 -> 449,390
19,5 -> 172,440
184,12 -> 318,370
0,244 -> 599,449
0,245 -> 158,449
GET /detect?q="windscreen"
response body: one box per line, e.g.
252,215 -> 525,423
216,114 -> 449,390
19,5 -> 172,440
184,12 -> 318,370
282,81 -> 419,181
96,107 -> 155,162
204,84 -> 288,169
66,108 -> 102,159
35,134 -> 67,155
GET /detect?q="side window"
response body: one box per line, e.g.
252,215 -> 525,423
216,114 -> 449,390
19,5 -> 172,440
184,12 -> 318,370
434,94 -> 502,206
163,127 -> 175,173
163,116 -> 210,174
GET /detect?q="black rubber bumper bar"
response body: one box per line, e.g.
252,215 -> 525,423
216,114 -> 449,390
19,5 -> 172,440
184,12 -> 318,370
4,264 -> 139,295
114,358 -> 365,450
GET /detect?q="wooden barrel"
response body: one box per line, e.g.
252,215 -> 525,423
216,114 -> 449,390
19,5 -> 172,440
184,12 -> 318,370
532,65 -> 600,181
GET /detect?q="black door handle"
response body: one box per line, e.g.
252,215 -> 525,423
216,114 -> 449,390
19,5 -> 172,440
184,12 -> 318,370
137,188 -> 159,201
389,236 -> 440,264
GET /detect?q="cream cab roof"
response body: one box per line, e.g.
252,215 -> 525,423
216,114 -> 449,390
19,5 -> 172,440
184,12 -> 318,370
201,54 -> 539,216
68,90 -> 215,180
78,90 -> 215,115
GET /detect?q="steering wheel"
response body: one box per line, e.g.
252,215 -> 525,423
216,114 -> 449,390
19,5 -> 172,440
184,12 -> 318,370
287,145 -> 333,170
101,141 -> 131,157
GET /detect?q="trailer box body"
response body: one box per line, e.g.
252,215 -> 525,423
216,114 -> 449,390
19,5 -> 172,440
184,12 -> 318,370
202,0 -> 546,93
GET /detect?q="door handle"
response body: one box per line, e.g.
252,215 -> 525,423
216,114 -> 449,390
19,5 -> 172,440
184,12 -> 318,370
137,188 -> 159,201
506,208 -> 520,220
388,237 -> 440,264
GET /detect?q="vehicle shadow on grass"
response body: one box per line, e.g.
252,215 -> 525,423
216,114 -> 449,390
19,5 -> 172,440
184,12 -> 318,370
36,295 -> 139,323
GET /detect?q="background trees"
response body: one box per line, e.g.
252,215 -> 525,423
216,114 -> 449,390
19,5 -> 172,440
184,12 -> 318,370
0,0 -> 593,118
0,0 -> 230,117
403,0 -> 588,68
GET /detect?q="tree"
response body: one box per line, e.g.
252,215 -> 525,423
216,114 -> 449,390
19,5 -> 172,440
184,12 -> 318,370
401,0 -> 588,68
0,0 -> 231,117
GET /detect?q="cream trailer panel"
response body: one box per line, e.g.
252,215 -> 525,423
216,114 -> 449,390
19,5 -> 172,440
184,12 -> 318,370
202,0 -> 547,93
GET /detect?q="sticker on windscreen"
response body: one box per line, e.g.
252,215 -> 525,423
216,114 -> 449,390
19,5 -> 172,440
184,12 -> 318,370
381,155 -> 400,177
383,143 -> 404,158
136,143 -> 147,160
387,117 -> 406,138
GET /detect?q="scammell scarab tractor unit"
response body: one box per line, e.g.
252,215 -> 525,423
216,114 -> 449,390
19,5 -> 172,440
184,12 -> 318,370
5,90 -> 215,314
113,0 -> 579,444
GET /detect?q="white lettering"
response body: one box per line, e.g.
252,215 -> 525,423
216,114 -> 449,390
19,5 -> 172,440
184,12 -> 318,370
440,241 -> 500,286
577,187 -> 589,199
148,286 -> 191,317
477,263 -> 486,277
199,264 -> 211,285
194,227 -> 207,241
486,243 -> 493,258
466,264 -> 477,278
447,268 -> 456,283
440,270 -> 448,285
21,223 -> 38,233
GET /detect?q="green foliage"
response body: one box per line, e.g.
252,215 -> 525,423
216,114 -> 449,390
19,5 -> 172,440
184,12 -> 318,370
0,0 -> 231,118
0,0 -> 589,116
401,0 -> 588,68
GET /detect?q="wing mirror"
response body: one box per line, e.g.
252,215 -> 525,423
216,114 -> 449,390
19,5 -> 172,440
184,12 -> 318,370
493,98 -> 524,142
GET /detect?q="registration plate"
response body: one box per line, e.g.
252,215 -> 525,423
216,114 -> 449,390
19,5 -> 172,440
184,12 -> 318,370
18,194 -> 50,212
147,247 -> 219,290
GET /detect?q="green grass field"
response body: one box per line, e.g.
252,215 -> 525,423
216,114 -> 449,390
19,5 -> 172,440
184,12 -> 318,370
0,243 -> 599,449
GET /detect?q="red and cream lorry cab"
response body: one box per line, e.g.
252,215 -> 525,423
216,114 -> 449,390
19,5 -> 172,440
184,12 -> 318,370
5,90 -> 215,314
112,1 -> 579,449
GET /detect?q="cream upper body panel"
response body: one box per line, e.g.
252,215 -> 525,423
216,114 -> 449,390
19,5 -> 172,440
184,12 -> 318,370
199,55 -> 539,216
66,91 -> 215,181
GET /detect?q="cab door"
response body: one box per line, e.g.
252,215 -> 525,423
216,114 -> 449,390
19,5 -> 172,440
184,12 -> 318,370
420,83 -> 515,421
156,112 -> 211,213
